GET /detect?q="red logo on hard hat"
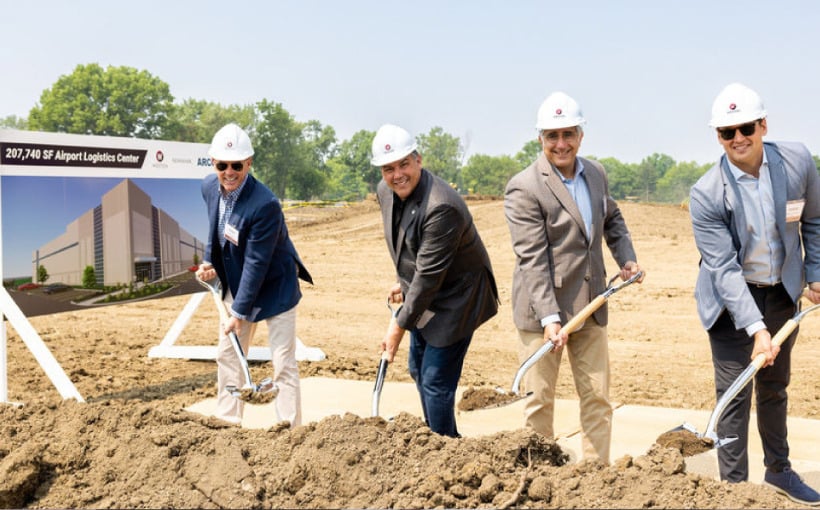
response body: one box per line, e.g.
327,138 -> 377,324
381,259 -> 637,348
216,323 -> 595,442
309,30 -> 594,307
555,108 -> 563,115
729,103 -> 737,111
227,141 -> 233,148
385,144 -> 391,151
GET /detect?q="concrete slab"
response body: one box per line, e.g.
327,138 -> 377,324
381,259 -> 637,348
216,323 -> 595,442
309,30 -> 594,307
185,377 -> 581,438
185,377 -> 820,486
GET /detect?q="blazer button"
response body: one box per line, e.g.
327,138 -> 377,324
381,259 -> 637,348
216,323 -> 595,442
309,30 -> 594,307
584,275 -> 591,281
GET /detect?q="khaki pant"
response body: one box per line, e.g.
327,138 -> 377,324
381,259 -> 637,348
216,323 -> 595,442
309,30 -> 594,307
215,295 -> 301,427
518,321 -> 611,462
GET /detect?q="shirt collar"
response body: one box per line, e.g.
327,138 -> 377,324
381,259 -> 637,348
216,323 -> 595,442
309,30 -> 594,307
221,175 -> 249,201
727,150 -> 769,182
558,158 -> 585,183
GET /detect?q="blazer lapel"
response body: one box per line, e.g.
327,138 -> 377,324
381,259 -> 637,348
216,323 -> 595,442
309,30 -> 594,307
719,156 -> 749,259
583,160 -> 605,241
395,171 -> 428,259
539,155 -> 588,240
381,191 -> 397,262
207,181 -> 221,246
765,144 -> 787,235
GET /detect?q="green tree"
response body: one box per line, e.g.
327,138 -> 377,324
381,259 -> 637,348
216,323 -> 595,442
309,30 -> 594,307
289,120 -> 336,199
82,265 -> 96,288
637,153 -> 675,202
37,264 -> 49,284
165,99 -> 255,143
28,63 -> 174,139
515,139 -> 542,169
0,115 -> 27,129
324,158 -> 368,201
655,161 -> 710,203
813,154 -> 820,174
251,100 -> 303,198
416,127 -> 462,188
462,154 -> 520,196
324,129 -> 377,200
593,157 -> 641,200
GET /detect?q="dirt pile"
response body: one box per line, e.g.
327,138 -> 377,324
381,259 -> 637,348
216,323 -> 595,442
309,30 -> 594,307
0,400 -> 798,509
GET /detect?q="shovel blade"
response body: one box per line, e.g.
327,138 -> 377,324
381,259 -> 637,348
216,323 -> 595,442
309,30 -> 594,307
225,379 -> 279,403
664,422 -> 738,449
371,358 -> 389,417
667,422 -> 700,435
479,390 -> 532,410
458,386 -> 532,411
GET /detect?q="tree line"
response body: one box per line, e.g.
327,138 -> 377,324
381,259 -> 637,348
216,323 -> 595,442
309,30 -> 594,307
3,63 -> 819,203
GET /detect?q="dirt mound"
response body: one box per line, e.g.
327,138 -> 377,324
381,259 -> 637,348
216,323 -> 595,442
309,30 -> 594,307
0,400 -> 798,509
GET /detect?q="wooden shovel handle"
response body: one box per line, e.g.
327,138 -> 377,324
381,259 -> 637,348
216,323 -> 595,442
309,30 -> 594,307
560,295 -> 607,335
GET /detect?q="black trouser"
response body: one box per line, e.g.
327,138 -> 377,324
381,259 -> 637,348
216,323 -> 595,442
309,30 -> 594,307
708,283 -> 797,482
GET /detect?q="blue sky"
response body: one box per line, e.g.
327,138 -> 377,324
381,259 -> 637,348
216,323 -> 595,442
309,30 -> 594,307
1,177 -> 207,278
1,1 -> 818,167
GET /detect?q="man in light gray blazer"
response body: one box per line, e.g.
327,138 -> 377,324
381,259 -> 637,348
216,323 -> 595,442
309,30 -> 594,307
505,92 -> 643,462
690,83 -> 820,506
372,124 -> 498,438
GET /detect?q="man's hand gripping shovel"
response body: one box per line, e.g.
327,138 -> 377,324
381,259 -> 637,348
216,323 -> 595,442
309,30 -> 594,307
372,299 -> 399,417
661,297 -> 820,454
463,271 -> 644,411
197,276 -> 278,404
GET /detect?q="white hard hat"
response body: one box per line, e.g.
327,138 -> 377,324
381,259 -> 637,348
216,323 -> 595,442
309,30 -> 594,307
370,124 -> 418,166
709,83 -> 767,128
208,123 -> 254,161
536,91 -> 586,131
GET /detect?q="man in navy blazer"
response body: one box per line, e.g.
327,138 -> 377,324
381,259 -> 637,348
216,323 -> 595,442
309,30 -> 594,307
690,83 -> 820,505
197,123 -> 312,427
373,124 -> 498,437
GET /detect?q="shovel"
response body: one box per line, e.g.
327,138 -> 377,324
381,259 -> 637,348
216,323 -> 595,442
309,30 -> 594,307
372,300 -> 399,417
665,298 -> 820,452
197,276 -> 278,403
465,271 -> 644,411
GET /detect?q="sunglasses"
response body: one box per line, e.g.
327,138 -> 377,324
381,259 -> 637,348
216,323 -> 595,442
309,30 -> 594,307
215,161 -> 245,171
718,121 -> 758,141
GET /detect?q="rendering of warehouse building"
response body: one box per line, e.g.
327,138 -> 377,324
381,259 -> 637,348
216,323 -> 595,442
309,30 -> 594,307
32,179 -> 205,286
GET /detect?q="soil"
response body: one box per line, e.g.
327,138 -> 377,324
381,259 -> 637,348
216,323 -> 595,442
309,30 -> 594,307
2,198 -> 819,509
457,387 -> 527,412
655,430 -> 715,457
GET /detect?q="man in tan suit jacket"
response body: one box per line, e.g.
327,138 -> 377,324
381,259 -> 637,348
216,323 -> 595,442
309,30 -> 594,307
504,92 -> 644,462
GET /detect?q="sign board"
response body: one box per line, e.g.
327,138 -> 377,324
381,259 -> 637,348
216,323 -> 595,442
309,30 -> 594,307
0,129 -> 214,402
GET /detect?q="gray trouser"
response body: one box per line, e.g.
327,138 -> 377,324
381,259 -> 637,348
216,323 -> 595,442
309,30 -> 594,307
708,283 -> 796,482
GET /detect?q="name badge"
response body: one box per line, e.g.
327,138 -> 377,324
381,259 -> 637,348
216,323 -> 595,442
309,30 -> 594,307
786,199 -> 805,222
224,223 -> 239,246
